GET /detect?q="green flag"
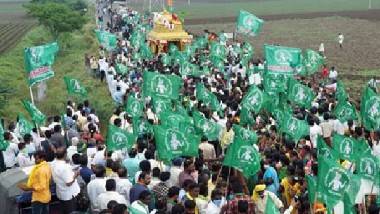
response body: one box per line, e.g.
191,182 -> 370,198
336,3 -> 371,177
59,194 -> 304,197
236,10 -> 264,37
106,124 -> 136,151
304,49 -> 324,75
133,118 -> 153,137
333,101 -> 358,123
22,100 -> 46,125
223,138 -> 261,177
336,81 -> 348,102
317,156 -> 351,208
306,175 -> 317,204
279,113 -> 309,141
240,107 -> 255,126
64,76 -> 87,97
210,42 -> 226,60
17,113 -> 34,137
195,83 -> 220,111
24,42 -> 59,86
287,78 -> 315,109
264,195 -> 281,214
161,53 -> 171,66
332,134 -> 358,162
317,136 -> 338,160
159,111 -> 192,129
142,71 -> 183,100
126,96 -> 143,118
360,86 -> 380,131
355,152 -> 379,182
193,111 -> 222,141
232,124 -> 258,144
263,72 -> 289,94
154,125 -> 200,161
152,97 -> 172,116
0,121 -> 8,151
264,44 -> 302,75
115,63 -> 128,75
95,30 -> 117,50
241,85 -> 269,113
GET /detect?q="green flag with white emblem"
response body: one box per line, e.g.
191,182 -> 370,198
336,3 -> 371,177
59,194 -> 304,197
126,96 -> 143,118
16,113 -> 33,137
24,42 -> 59,86
264,44 -> 302,75
333,101 -> 358,123
360,86 -> 380,131
287,78 -> 315,109
193,111 -> 222,141
159,111 -> 192,129
64,76 -> 87,97
95,30 -> 117,51
241,85 -> 269,113
263,72 -> 289,94
115,63 -> 128,75
22,100 -> 46,125
195,83 -> 221,112
210,42 -> 226,60
336,81 -> 348,102
279,113 -> 309,141
317,156 -> 351,208
304,49 -> 324,75
355,152 -> 379,182
152,97 -> 172,116
236,10 -> 264,37
133,118 -> 153,137
332,134 -> 358,162
154,125 -> 200,161
143,71 -> 183,100
232,124 -> 258,144
317,136 -> 338,160
223,138 -> 261,177
106,124 -> 136,151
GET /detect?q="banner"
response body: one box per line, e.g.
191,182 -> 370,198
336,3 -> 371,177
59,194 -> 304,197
22,100 -> 46,125
24,42 -> 59,86
95,30 -> 117,51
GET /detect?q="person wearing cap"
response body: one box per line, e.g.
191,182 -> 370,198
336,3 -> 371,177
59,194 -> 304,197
252,184 -> 284,214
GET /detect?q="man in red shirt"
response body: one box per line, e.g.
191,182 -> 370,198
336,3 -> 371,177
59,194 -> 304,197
321,65 -> 329,79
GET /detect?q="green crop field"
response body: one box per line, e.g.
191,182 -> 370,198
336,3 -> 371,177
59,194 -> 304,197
0,0 -> 36,54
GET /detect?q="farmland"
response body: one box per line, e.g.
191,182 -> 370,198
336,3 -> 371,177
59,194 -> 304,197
0,0 -> 36,55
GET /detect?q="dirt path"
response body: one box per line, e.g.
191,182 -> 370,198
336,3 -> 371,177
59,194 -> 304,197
186,9 -> 380,25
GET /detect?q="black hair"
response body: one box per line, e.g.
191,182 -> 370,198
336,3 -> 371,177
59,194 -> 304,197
167,186 -> 180,198
105,179 -> 116,191
94,164 -> 106,178
138,190 -> 151,200
152,167 -> 160,178
139,160 -> 151,172
159,171 -> 171,182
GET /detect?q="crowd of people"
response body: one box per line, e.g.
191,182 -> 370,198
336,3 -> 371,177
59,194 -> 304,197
0,0 -> 379,214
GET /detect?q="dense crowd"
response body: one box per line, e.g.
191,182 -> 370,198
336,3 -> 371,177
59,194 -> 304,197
0,0 -> 379,214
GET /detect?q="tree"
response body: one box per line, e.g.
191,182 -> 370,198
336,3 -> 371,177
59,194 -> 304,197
25,2 -> 86,38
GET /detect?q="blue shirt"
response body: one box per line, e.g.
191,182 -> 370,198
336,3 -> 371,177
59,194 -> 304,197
129,183 -> 148,204
263,166 -> 280,195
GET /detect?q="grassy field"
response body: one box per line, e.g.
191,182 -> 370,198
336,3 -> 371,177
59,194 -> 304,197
0,8 -> 114,130
186,16 -> 380,100
0,0 -> 36,54
130,0 -> 380,19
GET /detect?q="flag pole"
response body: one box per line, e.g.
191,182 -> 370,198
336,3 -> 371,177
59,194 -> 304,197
29,85 -> 42,149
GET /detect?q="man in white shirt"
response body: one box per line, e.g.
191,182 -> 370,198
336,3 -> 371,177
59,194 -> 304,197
96,179 -> 127,210
199,138 -> 216,161
130,190 -> 153,214
205,189 -> 226,214
115,167 -> 132,205
338,33 -> 344,49
168,158 -> 182,187
3,132 -> 19,169
87,164 -> 107,210
309,119 -> 322,148
51,147 -> 80,214
329,66 -> 338,80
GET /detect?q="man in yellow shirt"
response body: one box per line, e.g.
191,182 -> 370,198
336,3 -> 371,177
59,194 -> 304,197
18,150 -> 52,214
